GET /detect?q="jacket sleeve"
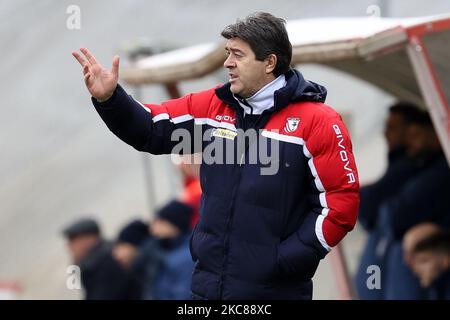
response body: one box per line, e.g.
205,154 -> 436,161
92,84 -> 215,155
278,114 -> 360,279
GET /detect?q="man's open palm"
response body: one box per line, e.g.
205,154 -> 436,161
72,48 -> 119,101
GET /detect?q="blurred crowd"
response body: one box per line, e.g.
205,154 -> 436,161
355,102 -> 450,300
62,155 -> 202,300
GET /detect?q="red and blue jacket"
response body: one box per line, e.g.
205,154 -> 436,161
93,69 -> 360,299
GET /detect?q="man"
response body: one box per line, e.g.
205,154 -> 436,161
113,219 -> 150,270
355,102 -> 423,299
403,223 -> 442,268
409,230 -> 450,299
148,200 -> 195,299
358,103 -> 423,231
379,111 -> 450,299
389,112 -> 450,239
63,218 -> 137,299
73,12 -> 359,299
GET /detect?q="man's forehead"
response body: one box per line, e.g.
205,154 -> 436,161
225,38 -> 250,51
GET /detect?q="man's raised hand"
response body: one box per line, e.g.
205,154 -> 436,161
72,48 -> 119,101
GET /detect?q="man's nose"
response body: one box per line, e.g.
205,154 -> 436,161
224,55 -> 235,68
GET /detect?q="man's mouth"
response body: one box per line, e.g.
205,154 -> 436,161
229,73 -> 238,82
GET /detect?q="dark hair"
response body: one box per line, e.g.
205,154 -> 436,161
389,102 -> 423,124
221,12 -> 292,77
156,200 -> 194,233
62,217 -> 101,240
389,102 -> 434,129
117,219 -> 149,247
413,231 -> 450,255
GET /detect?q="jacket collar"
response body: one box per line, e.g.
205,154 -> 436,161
215,69 -> 327,114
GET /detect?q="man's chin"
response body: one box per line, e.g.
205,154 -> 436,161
229,83 -> 242,95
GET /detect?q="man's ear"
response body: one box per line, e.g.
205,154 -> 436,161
265,54 -> 277,74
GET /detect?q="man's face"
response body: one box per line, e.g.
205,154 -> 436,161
403,223 -> 441,267
150,218 -> 180,240
405,124 -> 429,158
411,251 -> 449,287
67,234 -> 99,264
384,112 -> 407,152
224,38 -> 274,98
112,243 -> 138,269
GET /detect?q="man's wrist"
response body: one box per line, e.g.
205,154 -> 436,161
95,94 -> 113,103
94,86 -> 117,103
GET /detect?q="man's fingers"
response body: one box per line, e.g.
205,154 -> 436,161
111,55 -> 120,77
83,63 -> 90,75
80,47 -> 98,66
84,73 -> 91,84
72,51 -> 86,67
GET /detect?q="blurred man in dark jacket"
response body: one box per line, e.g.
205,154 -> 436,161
358,102 -> 424,231
63,217 -> 137,299
380,111 -> 450,299
114,219 -> 150,270
355,102 -> 424,299
389,113 -> 450,239
113,219 -> 152,299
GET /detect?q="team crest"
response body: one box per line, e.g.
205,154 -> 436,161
284,117 -> 300,133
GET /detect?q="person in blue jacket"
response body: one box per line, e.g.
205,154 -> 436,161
148,200 -> 195,300
72,12 -> 360,300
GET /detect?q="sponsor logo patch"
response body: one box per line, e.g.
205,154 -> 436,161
212,128 -> 238,140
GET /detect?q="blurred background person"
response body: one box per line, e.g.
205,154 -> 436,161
378,111 -> 450,299
113,219 -> 152,299
62,217 -> 137,299
113,219 -> 151,270
409,229 -> 450,299
358,102 -> 424,231
175,154 -> 202,228
388,111 -> 450,237
147,200 -> 194,300
127,200 -> 195,299
403,222 -> 442,268
355,102 -> 424,299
